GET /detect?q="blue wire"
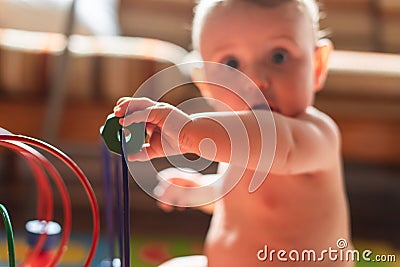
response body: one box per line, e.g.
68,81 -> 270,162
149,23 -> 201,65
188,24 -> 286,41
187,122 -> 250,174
101,143 -> 116,261
120,129 -> 131,267
114,154 -> 124,265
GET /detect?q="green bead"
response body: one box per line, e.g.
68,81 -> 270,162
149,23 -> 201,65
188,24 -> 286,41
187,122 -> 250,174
100,113 -> 146,155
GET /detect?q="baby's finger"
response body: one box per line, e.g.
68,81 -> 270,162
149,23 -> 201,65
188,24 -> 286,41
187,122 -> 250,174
126,138 -> 164,161
116,97 -> 131,106
119,109 -> 153,126
145,123 -> 157,137
155,184 -> 189,211
157,168 -> 187,182
126,97 -> 156,114
157,202 -> 175,212
127,146 -> 152,162
114,97 -> 133,116
154,184 -> 178,211
115,97 -> 156,117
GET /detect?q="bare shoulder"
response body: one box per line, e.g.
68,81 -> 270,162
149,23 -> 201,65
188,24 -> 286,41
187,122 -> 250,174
301,106 -> 340,136
269,107 -> 342,174
300,106 -> 341,151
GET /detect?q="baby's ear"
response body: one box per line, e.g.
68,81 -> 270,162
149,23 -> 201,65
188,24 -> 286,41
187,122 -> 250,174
314,39 -> 333,91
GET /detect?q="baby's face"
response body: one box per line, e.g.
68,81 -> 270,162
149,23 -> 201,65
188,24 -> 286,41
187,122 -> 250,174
197,1 -> 319,116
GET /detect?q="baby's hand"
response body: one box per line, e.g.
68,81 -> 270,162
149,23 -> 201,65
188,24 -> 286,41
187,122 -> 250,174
113,97 -> 192,161
153,168 -> 216,213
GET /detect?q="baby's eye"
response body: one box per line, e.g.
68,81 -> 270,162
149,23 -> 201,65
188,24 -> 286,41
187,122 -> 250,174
271,50 -> 288,64
223,57 -> 240,69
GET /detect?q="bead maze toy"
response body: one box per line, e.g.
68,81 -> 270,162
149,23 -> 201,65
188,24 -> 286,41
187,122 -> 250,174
99,114 -> 146,267
0,130 -> 99,267
0,113 -> 146,266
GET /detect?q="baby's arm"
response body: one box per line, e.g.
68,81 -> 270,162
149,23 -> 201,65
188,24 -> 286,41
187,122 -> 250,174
184,107 -> 340,175
114,97 -> 339,175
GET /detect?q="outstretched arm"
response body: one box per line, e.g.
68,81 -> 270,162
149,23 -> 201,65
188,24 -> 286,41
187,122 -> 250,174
181,107 -> 340,175
114,97 -> 340,175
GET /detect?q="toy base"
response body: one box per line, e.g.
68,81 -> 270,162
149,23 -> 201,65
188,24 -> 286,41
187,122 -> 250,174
98,258 -> 121,267
158,255 -> 207,267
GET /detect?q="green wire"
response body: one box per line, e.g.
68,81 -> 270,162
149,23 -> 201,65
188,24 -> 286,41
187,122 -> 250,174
0,204 -> 15,267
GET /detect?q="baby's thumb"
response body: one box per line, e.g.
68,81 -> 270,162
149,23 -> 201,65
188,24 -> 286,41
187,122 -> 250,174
126,146 -> 151,162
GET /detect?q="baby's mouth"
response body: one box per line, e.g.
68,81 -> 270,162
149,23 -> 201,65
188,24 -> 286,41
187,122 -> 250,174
252,103 -> 274,111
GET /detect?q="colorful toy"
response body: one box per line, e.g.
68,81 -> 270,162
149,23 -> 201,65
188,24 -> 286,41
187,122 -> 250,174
99,114 -> 146,266
0,111 -> 145,266
0,132 -> 99,267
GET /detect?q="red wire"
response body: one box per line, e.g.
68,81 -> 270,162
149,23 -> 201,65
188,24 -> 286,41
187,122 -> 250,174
19,145 -> 71,267
29,157 -> 53,220
0,140 -> 70,267
29,150 -> 71,267
0,135 -> 100,267
0,141 -> 54,266
1,141 -> 54,221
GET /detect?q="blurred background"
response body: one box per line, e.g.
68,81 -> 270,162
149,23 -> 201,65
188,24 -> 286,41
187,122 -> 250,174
0,0 -> 399,266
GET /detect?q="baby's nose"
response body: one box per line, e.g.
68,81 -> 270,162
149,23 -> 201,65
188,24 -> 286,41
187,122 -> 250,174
245,67 -> 270,91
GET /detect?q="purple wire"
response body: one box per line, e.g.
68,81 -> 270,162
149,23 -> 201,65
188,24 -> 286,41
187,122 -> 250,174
114,154 -> 124,264
120,130 -> 131,267
101,143 -> 115,260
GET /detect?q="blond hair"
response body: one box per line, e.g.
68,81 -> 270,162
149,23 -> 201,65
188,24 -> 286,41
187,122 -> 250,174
191,0 -> 322,50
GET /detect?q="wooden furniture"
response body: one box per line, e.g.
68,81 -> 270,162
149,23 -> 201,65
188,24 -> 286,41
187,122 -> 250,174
118,0 -> 400,53
317,50 -> 400,164
0,29 -> 199,143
